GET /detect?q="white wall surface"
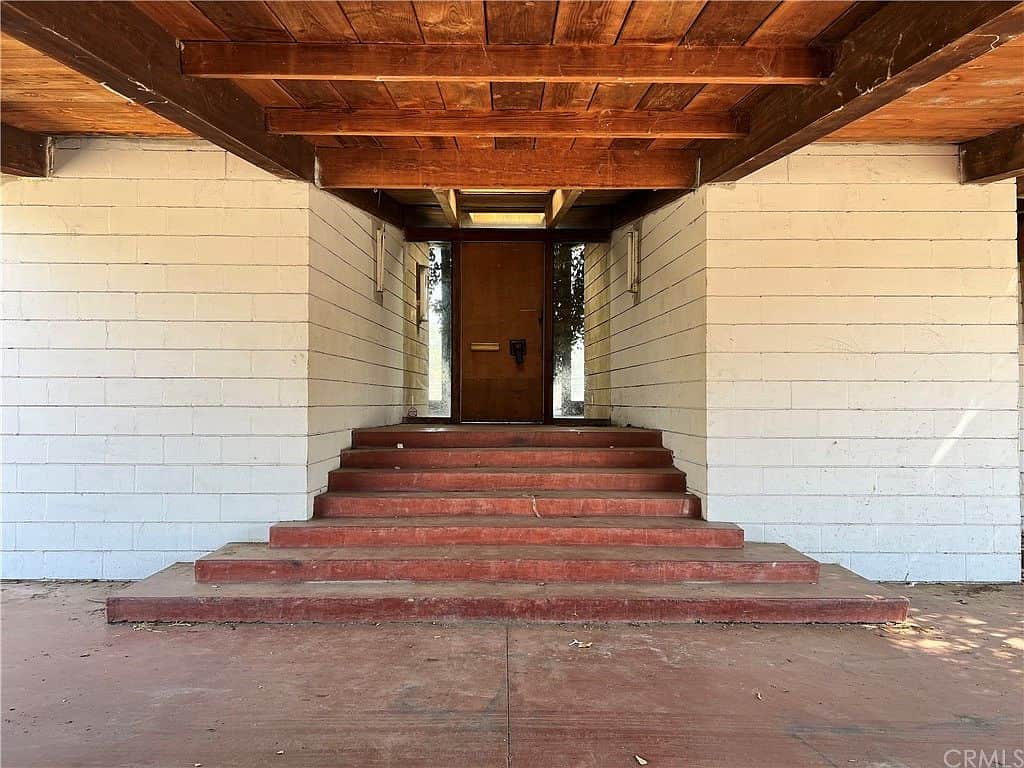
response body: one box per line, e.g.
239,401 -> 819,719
306,188 -> 423,503
611,144 -> 1021,582
1,138 -> 410,579
602,191 -> 711,499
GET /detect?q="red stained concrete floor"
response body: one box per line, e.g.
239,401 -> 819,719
2,580 -> 1021,768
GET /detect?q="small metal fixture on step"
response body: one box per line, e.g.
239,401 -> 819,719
626,226 -> 640,295
374,222 -> 386,293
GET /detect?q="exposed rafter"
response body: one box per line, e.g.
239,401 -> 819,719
960,124 -> 1024,184
546,190 -> 583,229
1,123 -> 51,177
0,1 -> 312,181
1,1 -> 403,227
617,1 -> 1024,226
317,149 -> 697,191
267,109 -> 745,140
183,42 -> 831,85
432,189 -> 459,227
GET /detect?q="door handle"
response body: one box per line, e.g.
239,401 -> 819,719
509,339 -> 527,365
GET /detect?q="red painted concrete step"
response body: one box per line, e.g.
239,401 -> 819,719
194,542 -> 818,585
110,562 -> 910,624
327,467 -> 686,492
340,446 -> 673,469
313,491 -> 702,519
353,425 -> 662,449
269,516 -> 743,548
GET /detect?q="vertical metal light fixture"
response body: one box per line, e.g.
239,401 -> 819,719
626,226 -> 640,295
374,222 -> 386,293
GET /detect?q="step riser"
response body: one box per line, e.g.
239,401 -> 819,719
328,471 -> 686,493
195,560 -> 818,585
353,430 -> 662,449
108,595 -> 909,624
269,526 -> 743,549
341,448 -> 673,469
314,495 -> 702,518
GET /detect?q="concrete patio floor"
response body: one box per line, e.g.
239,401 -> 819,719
2,581 -> 1021,768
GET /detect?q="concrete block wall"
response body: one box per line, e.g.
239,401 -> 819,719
582,241 -> 611,419
604,190 -> 710,499
305,188 -> 421,505
1,138 -> 415,579
610,144 -> 1021,581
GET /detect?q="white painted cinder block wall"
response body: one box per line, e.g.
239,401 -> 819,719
1,138 -> 413,579
608,144 -> 1021,582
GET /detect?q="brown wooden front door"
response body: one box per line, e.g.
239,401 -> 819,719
460,241 -> 545,422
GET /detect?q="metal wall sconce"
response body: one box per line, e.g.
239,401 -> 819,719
374,222 -> 386,293
626,226 -> 640,295
416,260 -> 429,325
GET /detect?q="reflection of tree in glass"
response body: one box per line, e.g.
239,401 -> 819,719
553,242 -> 585,417
427,243 -> 452,416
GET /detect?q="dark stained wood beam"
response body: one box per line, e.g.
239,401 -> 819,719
1,123 -> 51,177
960,124 -> 1024,184
184,42 -> 831,85
1,1 -> 313,181
0,2 -> 405,226
699,2 -> 1024,185
405,228 -> 611,244
546,189 -> 583,229
432,189 -> 459,227
617,1 -> 1024,226
317,149 -> 697,191
267,108 -> 745,139
329,189 -> 405,229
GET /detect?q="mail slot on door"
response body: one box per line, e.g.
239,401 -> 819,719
469,342 -> 500,352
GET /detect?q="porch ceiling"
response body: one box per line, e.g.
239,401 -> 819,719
1,1 -> 1023,229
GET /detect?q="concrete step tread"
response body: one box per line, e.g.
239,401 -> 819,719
107,563 -> 910,624
272,516 -> 738,531
318,490 -> 694,499
203,541 -> 810,564
343,446 -> 671,453
352,426 -> 663,448
329,467 -> 684,475
355,425 -> 659,434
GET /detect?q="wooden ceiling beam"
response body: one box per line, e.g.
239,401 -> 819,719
0,1 -> 313,181
183,42 -> 831,85
960,124 -> 1024,184
432,189 -> 460,227
317,149 -> 697,191
1,123 -> 51,177
698,2 -> 1024,185
0,2 -> 403,227
267,109 -> 745,139
546,190 -> 583,229
617,1 -> 1024,226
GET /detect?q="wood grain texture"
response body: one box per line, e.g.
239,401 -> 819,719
546,189 -> 583,228
829,35 -> 1024,142
267,108 -> 744,138
960,123 -> 1024,183
0,32 -> 190,136
699,1 -> 1024,184
2,1 -> 312,178
182,41 -> 831,83
1,122 -> 50,176
316,148 -> 697,189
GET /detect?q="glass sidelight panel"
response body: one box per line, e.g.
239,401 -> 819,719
552,242 -> 586,418
426,242 -> 452,417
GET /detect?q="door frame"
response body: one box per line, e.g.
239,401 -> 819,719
404,228 -> 611,424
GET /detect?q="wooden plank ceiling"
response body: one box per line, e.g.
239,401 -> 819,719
0,33 -> 190,136
2,1 -> 1022,228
